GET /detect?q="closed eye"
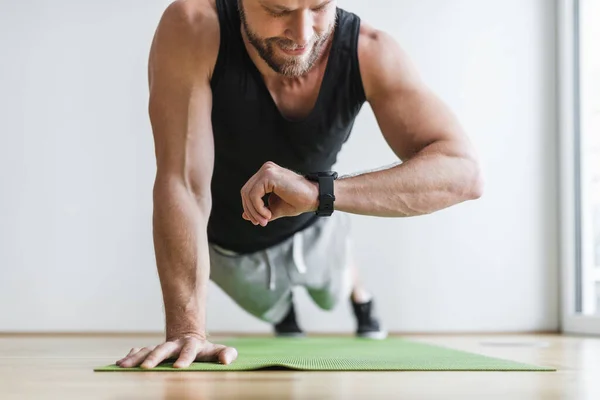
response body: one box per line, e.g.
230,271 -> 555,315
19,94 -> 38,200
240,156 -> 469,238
312,3 -> 331,13
268,9 -> 291,18
265,1 -> 332,18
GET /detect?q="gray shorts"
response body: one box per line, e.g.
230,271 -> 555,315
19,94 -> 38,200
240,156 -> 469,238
209,212 -> 353,324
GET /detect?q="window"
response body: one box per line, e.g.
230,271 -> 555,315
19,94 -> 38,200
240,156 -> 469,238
561,0 -> 600,334
577,0 -> 600,315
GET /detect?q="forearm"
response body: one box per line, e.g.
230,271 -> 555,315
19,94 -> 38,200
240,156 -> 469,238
152,178 -> 211,340
335,141 -> 483,217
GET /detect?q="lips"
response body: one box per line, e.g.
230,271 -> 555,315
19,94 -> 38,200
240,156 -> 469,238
279,44 -> 309,55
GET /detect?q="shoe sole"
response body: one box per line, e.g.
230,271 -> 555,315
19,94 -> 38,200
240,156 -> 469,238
357,331 -> 388,340
275,332 -> 306,338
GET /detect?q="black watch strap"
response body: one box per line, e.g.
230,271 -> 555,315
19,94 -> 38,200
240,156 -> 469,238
305,171 -> 337,217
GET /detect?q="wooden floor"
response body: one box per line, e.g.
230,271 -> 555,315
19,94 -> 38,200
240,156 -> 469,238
0,333 -> 599,399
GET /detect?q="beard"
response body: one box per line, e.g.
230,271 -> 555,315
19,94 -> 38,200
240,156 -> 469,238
238,2 -> 336,77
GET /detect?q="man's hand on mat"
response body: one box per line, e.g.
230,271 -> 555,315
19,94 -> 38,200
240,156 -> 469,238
115,336 -> 238,369
240,161 -> 318,226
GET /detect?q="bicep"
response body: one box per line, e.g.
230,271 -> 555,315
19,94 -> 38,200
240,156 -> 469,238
359,28 -> 471,161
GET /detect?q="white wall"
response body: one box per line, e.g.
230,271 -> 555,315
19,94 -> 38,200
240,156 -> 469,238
0,0 -> 558,333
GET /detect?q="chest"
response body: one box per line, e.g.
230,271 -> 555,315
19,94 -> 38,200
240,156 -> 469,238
210,61 -> 360,172
264,73 -> 324,121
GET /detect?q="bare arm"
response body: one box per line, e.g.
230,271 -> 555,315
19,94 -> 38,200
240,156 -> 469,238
117,0 -> 236,369
149,2 -> 216,342
334,25 -> 484,217
239,28 -> 482,226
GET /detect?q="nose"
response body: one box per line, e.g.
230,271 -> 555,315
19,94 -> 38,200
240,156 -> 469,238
286,10 -> 313,47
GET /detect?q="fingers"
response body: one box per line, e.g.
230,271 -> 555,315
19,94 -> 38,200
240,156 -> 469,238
241,162 -> 282,227
219,346 -> 238,365
116,347 -> 140,366
241,195 -> 261,226
240,176 -> 258,225
249,185 -> 272,223
196,344 -> 238,365
245,193 -> 269,226
241,180 -> 267,226
117,341 -> 237,369
140,342 -> 180,369
173,340 -> 199,369
118,346 -> 156,368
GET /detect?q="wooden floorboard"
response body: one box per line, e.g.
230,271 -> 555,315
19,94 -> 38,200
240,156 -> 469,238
0,333 -> 598,399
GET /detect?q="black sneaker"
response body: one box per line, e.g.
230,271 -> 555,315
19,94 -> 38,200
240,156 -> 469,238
274,302 -> 305,337
351,298 -> 387,339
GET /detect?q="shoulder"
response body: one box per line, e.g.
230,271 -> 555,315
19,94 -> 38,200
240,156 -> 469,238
356,22 -> 422,101
159,0 -> 219,33
149,0 -> 221,80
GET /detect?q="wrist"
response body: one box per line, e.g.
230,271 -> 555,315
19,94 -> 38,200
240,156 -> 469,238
308,181 -> 319,212
166,323 -> 207,341
165,310 -> 206,341
332,177 -> 350,212
166,330 -> 207,342
304,171 -> 338,216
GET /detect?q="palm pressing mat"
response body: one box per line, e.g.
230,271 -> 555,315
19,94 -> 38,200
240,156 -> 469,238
94,337 -> 555,372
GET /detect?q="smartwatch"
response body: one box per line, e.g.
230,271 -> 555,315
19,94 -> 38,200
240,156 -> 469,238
304,171 -> 338,217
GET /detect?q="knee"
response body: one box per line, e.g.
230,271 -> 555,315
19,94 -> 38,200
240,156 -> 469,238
314,296 -> 338,311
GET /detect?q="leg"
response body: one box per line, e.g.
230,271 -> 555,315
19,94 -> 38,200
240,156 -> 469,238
273,291 -> 305,337
346,249 -> 387,339
349,260 -> 372,304
209,244 -> 293,325
292,212 -> 386,338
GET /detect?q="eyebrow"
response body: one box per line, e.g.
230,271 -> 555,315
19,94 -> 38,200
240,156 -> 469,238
259,0 -> 333,12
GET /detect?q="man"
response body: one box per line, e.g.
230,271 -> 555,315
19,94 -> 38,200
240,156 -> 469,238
116,0 -> 483,369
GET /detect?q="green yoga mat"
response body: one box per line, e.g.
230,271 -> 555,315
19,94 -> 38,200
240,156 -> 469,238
95,337 -> 555,372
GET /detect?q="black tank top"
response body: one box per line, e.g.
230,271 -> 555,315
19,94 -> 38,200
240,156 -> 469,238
208,0 -> 366,254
